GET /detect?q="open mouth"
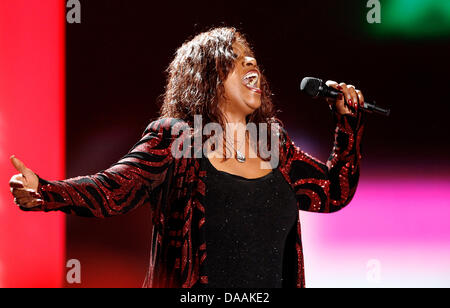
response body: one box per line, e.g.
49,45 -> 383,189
242,70 -> 262,94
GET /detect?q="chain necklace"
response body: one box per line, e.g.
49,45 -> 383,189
223,132 -> 247,163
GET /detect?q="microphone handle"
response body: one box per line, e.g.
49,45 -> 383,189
363,101 -> 390,117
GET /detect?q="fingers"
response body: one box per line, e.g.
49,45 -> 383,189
14,197 -> 30,206
338,82 -> 366,112
326,80 -> 339,89
9,174 -> 25,189
10,171 -> 42,208
14,197 -> 43,208
326,80 -> 366,115
12,189 -> 32,198
26,199 -> 44,207
11,188 -> 41,199
10,155 -> 28,174
347,85 -> 359,110
337,83 -> 355,110
11,186 -> 42,208
357,89 -> 365,108
325,80 -> 341,106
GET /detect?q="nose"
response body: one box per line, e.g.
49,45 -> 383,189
243,56 -> 257,68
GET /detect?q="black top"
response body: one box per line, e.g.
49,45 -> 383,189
202,157 -> 298,288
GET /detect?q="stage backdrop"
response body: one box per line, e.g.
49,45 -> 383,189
0,0 -> 65,287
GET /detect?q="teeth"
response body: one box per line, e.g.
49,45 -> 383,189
243,72 -> 259,87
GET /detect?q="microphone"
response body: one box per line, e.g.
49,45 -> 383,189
300,77 -> 390,117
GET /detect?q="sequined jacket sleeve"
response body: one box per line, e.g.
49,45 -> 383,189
279,111 -> 365,213
24,119 -> 177,218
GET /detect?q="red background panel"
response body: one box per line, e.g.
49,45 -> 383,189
0,0 -> 65,287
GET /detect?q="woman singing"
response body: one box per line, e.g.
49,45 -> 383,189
9,27 -> 365,288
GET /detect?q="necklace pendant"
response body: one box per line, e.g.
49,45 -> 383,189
236,150 -> 246,163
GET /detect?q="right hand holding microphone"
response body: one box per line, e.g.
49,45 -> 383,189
9,155 -> 43,208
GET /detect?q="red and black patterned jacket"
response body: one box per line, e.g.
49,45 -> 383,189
28,111 -> 364,288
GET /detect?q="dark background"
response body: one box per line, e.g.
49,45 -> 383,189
65,0 -> 450,287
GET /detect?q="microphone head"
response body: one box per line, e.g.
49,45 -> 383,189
300,77 -> 323,97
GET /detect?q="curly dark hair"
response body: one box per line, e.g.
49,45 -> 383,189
159,27 -> 276,129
